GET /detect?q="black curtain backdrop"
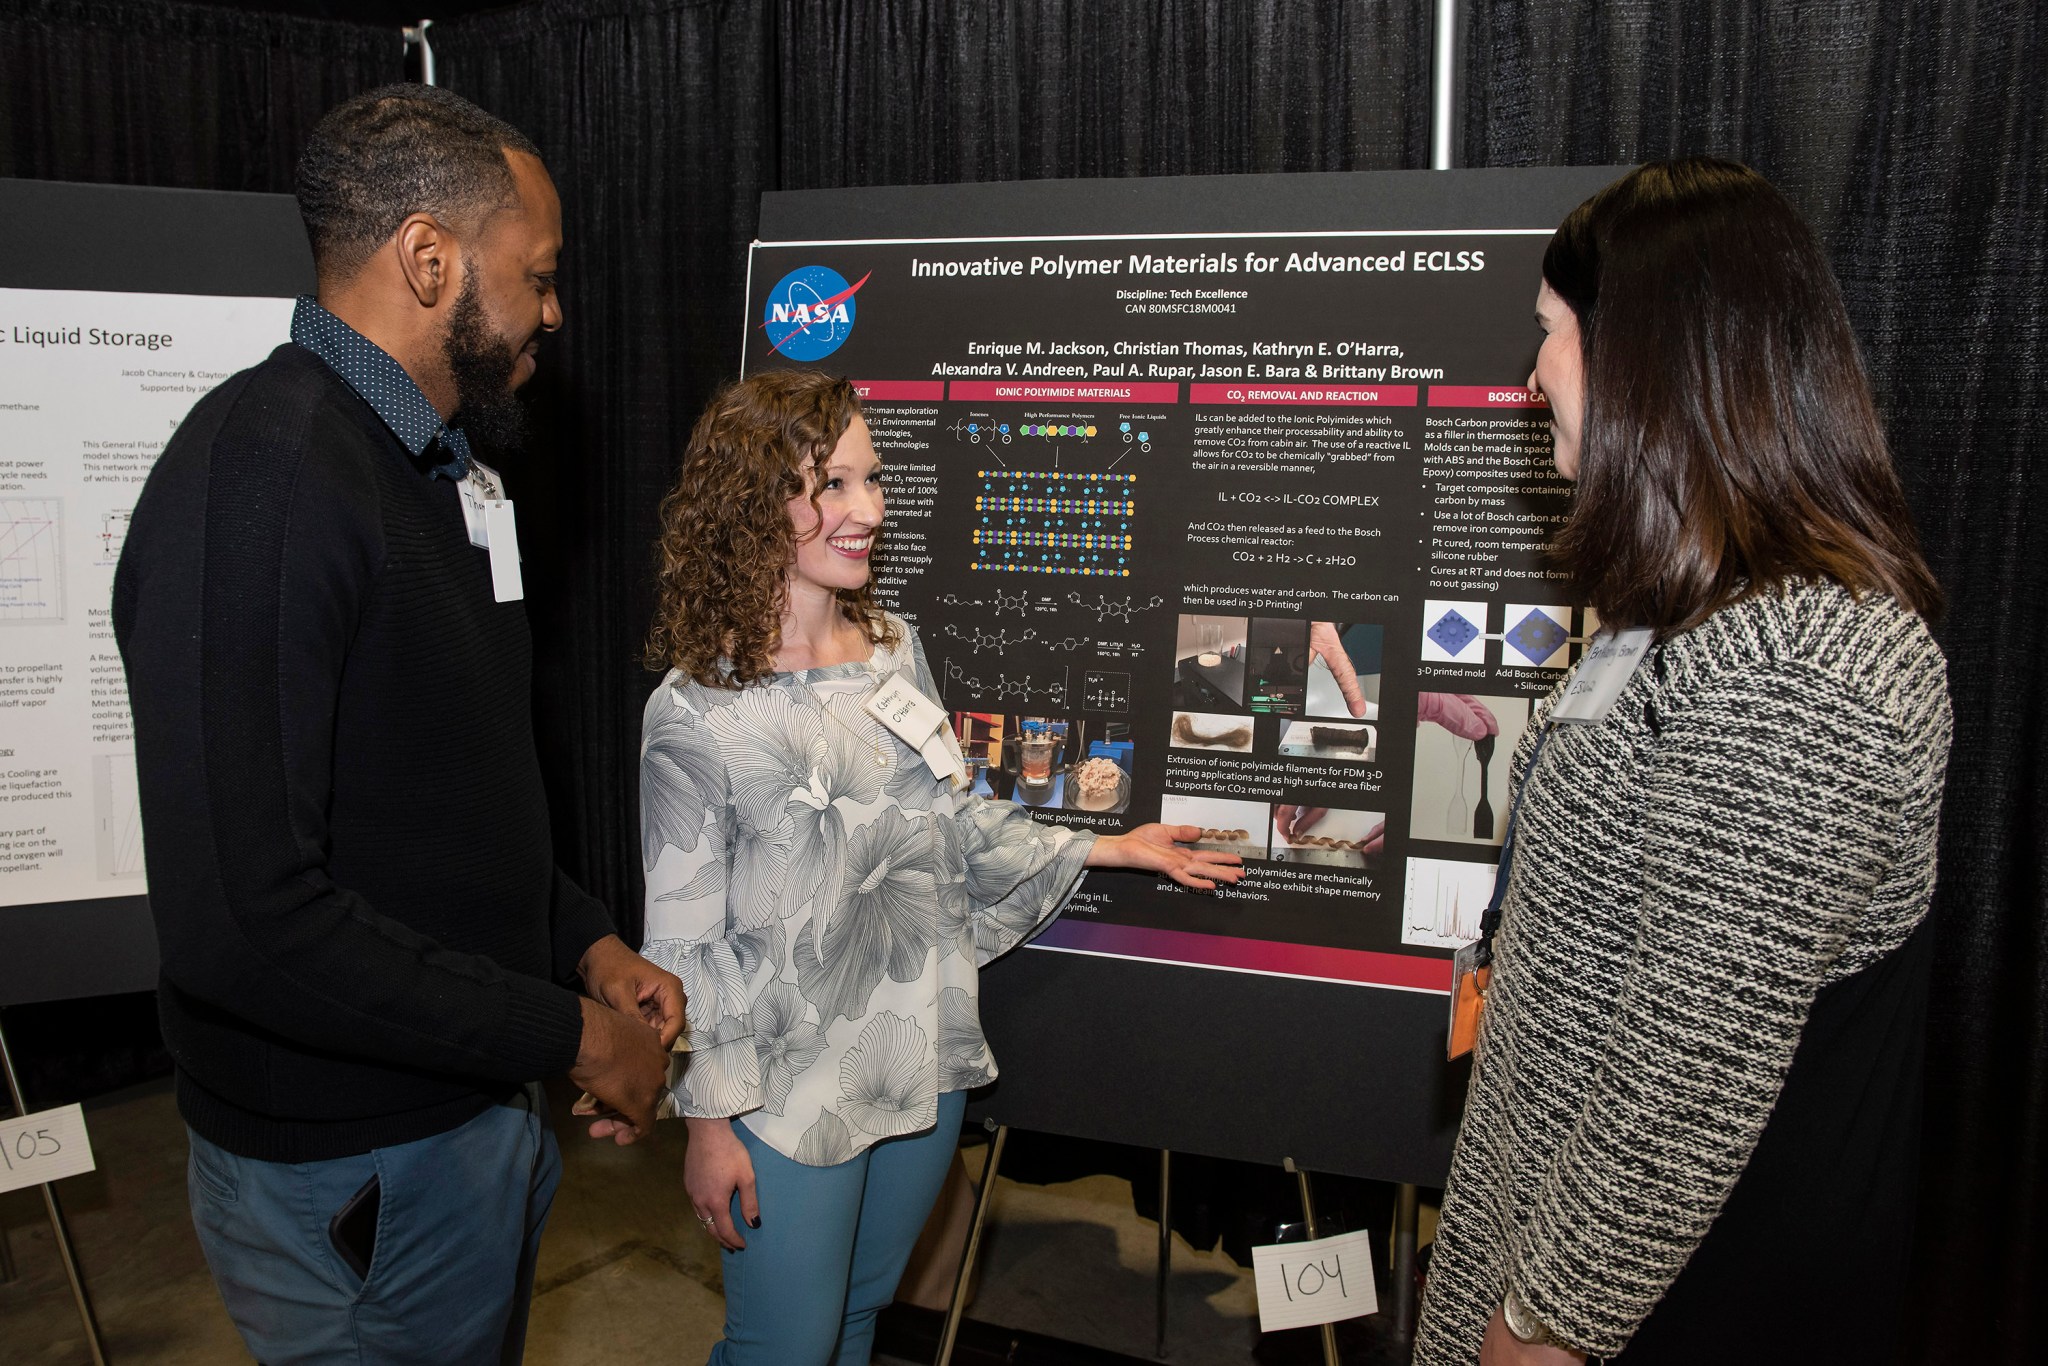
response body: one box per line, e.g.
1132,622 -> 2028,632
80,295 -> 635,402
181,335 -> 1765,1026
769,0 -> 1431,185
0,0 -> 402,190
5,1 -> 2041,1358
425,0 -> 779,933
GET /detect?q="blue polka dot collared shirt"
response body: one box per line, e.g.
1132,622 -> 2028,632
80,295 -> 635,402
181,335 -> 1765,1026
290,296 -> 473,481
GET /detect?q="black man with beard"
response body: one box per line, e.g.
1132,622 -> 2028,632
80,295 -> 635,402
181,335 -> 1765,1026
113,85 -> 683,1363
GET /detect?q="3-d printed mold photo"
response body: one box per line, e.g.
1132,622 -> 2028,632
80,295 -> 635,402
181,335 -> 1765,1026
1421,598 -> 1488,663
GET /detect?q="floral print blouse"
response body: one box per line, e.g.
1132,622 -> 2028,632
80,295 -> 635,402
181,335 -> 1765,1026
639,618 -> 1095,1166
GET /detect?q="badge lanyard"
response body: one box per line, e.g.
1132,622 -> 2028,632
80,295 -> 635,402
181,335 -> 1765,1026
1447,627 -> 1655,1059
1448,727 -> 1551,1058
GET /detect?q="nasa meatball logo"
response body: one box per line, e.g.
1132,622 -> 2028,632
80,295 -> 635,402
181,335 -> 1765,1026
762,265 -> 871,360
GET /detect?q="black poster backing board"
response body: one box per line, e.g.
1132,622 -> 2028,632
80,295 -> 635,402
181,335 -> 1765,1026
748,167 -> 1623,1182
0,178 -> 313,1007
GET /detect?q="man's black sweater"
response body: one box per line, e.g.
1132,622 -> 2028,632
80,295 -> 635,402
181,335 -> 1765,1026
114,343 -> 614,1162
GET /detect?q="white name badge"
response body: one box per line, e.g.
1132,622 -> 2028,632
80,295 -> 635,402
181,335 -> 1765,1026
1550,626 -> 1655,724
483,500 -> 523,602
457,458 -> 508,549
864,671 -> 966,786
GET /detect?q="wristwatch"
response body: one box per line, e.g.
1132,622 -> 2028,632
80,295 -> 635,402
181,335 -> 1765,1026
1501,1287 -> 1575,1350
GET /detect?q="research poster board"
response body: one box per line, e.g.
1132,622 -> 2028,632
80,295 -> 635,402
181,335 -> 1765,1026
0,179 -> 309,1004
744,168 -> 1623,1180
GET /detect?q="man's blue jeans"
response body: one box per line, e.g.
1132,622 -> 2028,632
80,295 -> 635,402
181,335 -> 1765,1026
186,1085 -> 561,1365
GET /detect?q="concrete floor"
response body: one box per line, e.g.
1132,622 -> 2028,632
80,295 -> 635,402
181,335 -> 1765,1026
1,1078 -> 1314,1365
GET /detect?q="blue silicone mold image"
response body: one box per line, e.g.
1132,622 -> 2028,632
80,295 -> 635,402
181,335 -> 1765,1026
1505,609 -> 1569,665
1427,608 -> 1481,657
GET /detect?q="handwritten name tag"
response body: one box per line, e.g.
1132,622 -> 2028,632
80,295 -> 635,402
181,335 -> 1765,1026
0,1103 -> 96,1195
1251,1227 -> 1379,1332
863,671 -> 966,785
1550,626 -> 1654,725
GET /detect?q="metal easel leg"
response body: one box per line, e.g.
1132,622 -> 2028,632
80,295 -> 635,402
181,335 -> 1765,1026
1286,1158 -> 1341,1366
1390,1183 -> 1420,1340
935,1122 -> 1008,1366
1155,1149 -> 1172,1358
0,1020 -> 109,1364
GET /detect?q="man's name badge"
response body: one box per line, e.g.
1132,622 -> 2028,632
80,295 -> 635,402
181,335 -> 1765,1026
864,670 -> 967,786
483,501 -> 523,602
456,458 -> 505,548
1550,626 -> 1655,725
455,461 -> 522,603
1447,941 -> 1489,1061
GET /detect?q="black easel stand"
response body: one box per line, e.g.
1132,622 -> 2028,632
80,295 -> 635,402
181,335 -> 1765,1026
935,1126 -> 1421,1366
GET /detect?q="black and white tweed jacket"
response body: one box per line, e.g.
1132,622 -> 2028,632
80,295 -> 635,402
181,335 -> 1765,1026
1413,580 -> 1950,1361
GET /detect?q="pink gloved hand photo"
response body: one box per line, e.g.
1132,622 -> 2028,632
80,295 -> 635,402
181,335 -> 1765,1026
1419,692 -> 1499,741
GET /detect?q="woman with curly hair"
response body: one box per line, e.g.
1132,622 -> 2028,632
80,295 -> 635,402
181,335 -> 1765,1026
623,369 -> 1242,1365
1414,160 -> 1949,1365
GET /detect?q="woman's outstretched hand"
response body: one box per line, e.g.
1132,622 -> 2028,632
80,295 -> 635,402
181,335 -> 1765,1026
1086,823 -> 1246,890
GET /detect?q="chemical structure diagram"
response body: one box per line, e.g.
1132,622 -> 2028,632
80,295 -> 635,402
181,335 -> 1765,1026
1082,671 -> 1132,712
937,588 -> 1040,616
1066,592 -> 1165,623
943,658 -> 1069,707
1119,422 -> 1153,454
940,623 -> 1092,655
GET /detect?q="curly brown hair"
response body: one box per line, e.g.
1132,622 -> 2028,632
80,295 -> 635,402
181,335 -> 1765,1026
646,370 -> 899,688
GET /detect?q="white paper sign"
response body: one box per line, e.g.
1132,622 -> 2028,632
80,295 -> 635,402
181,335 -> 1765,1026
0,1102 -> 96,1195
0,287 -> 295,910
1251,1227 -> 1379,1332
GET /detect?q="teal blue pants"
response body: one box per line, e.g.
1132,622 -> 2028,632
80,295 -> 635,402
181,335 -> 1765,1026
709,1090 -> 965,1366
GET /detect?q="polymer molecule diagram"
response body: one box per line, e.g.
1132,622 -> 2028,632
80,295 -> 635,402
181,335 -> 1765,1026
972,469 -> 1137,577
948,419 -> 1106,446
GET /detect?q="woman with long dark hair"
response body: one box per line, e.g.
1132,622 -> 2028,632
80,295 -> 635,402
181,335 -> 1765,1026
1414,159 -> 1950,1364
626,370 -> 1242,1364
